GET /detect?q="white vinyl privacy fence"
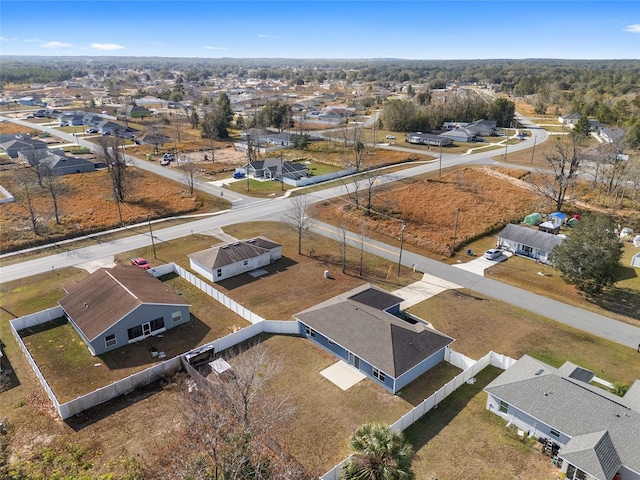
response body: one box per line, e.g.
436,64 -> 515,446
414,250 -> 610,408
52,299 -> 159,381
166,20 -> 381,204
11,263 -> 298,419
320,349 -> 517,480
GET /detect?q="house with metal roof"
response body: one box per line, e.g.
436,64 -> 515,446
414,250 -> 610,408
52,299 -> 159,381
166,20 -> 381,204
497,223 -> 564,263
485,355 -> 640,480
59,265 -> 191,355
188,237 -> 282,283
294,284 -> 455,394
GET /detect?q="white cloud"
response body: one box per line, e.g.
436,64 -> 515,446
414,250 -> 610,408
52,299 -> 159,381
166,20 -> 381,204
90,43 -> 125,51
204,45 -> 226,50
23,38 -> 43,43
623,24 -> 640,33
258,34 -> 278,39
42,41 -> 73,48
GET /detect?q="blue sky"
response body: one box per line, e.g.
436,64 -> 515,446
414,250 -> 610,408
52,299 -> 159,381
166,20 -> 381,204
1,1 -> 638,59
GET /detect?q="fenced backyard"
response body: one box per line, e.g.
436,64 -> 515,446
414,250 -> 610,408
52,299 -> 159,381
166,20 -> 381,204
319,349 -> 517,480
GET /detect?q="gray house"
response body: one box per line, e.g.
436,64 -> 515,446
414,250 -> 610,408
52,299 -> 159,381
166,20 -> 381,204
466,119 -> 497,137
294,284 -> 455,394
245,158 -> 307,181
497,223 -> 564,263
406,132 -> 452,147
17,150 -> 97,175
440,126 -> 476,142
0,138 -> 48,158
485,355 -> 640,480
59,265 -> 191,355
189,237 -> 282,282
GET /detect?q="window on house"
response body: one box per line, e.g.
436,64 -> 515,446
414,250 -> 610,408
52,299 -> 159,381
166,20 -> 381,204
105,334 -> 116,347
172,311 -> 182,323
499,400 -> 509,413
243,260 -> 248,266
217,268 -> 222,277
550,428 -> 560,438
522,245 -> 533,254
304,326 -> 316,338
128,325 -> 143,341
149,317 -> 165,332
328,339 -> 335,346
372,368 -> 386,382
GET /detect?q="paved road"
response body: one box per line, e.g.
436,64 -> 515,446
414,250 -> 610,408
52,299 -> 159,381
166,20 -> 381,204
2,113 -> 637,350
309,219 -> 640,350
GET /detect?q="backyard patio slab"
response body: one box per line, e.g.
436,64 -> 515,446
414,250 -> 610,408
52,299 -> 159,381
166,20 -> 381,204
320,360 -> 366,390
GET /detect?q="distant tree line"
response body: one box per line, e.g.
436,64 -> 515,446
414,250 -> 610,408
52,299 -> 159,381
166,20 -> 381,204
380,95 -> 515,132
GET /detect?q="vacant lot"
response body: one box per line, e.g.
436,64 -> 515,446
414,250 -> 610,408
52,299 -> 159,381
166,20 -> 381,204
0,165 -> 228,253
312,166 -> 546,258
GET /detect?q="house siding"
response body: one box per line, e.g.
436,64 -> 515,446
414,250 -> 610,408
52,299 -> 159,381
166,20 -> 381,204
395,349 -> 446,392
498,238 -> 552,263
190,251 -> 272,282
486,394 -> 571,445
81,303 -> 190,355
298,322 -> 396,391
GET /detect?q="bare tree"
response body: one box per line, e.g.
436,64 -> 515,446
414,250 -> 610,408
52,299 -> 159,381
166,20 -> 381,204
530,138 -> 582,211
21,147 -> 50,187
359,218 -> 369,276
41,164 -> 64,225
96,136 -> 128,203
14,167 -> 41,235
338,216 -> 350,274
179,156 -> 197,195
156,343 -> 304,480
284,195 -> 312,255
363,166 -> 381,214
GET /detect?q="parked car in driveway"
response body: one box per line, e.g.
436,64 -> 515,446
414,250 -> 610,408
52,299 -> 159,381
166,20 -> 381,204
386,135 -> 396,140
85,128 -> 98,134
130,257 -> 151,269
484,249 -> 503,260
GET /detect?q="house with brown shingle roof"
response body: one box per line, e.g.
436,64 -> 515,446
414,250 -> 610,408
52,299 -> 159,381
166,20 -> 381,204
59,265 -> 190,355
188,237 -> 282,282
294,284 -> 454,393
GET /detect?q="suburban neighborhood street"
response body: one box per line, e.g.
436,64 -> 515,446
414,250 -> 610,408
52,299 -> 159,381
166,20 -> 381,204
1,111 -> 637,350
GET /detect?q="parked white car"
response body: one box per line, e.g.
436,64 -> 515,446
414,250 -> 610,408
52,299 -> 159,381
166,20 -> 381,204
484,249 -> 503,260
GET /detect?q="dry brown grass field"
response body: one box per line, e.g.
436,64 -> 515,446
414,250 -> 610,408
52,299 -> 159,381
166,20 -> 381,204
0,166 -> 228,253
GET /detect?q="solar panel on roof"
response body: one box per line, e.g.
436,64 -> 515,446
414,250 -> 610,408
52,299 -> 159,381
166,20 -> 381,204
568,367 -> 595,383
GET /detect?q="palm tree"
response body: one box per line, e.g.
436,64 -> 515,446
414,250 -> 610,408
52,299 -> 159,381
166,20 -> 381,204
341,423 -> 414,480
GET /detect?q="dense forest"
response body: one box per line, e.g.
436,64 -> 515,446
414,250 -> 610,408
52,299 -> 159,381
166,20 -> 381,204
1,57 -> 638,97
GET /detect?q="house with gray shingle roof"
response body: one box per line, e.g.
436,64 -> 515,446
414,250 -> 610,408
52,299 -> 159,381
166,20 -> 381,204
59,265 -> 191,355
294,284 -> 455,394
188,237 -> 282,282
497,223 -> 564,263
485,355 -> 640,480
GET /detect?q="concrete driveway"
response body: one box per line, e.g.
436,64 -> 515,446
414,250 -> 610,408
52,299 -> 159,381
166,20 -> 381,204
453,251 -> 512,275
393,273 -> 462,309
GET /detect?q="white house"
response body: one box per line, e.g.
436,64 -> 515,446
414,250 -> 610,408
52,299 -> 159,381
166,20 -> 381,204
497,223 -> 564,263
188,237 -> 282,282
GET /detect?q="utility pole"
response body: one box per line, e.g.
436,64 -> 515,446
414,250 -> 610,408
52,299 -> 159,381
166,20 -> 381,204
451,209 -> 460,255
397,221 -> 406,276
148,216 -> 156,259
530,135 -> 537,165
439,143 -> 443,178
280,151 -> 284,191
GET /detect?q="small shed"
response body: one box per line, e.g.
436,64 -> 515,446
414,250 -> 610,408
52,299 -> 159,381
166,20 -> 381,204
523,213 -> 542,226
632,253 -> 640,268
539,221 -> 560,235
547,212 -> 567,227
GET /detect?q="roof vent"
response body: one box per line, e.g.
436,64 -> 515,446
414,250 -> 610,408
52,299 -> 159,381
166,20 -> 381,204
535,369 -> 545,376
